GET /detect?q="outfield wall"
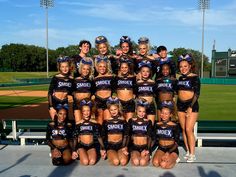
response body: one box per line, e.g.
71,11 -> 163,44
201,78 -> 236,85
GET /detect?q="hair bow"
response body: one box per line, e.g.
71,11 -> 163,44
80,99 -> 93,108
95,36 -> 107,44
160,101 -> 174,110
178,54 -> 192,62
120,36 -> 131,43
57,56 -> 70,63
106,97 -> 120,105
138,60 -> 152,69
56,103 -> 69,110
81,58 -> 93,66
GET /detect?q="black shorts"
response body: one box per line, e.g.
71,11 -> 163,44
50,96 -> 69,111
107,142 -> 123,151
157,145 -> 179,155
146,102 -> 156,115
130,144 -> 148,153
120,99 -> 135,113
95,95 -> 109,110
177,99 -> 199,113
52,146 -> 70,166
77,143 -> 95,151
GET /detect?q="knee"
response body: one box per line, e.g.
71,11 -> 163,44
120,159 -> 128,166
89,159 -> 96,165
80,159 -> 89,166
152,159 -> 159,167
140,159 -> 148,166
112,159 -> 120,166
160,161 -> 167,169
186,127 -> 193,134
132,159 -> 140,166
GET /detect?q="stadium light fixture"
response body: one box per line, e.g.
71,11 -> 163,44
40,0 -> 54,78
199,0 -> 210,78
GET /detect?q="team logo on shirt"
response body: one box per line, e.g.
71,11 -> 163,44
138,86 -> 153,92
117,80 -> 133,86
157,129 -> 173,137
107,124 -> 123,131
76,82 -> 91,89
52,129 -> 66,136
95,80 -> 111,87
80,125 -> 93,131
132,125 -> 147,132
157,83 -> 172,89
58,82 -> 72,88
178,81 -> 190,87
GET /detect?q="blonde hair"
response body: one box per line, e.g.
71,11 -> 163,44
95,59 -> 112,75
78,57 -> 94,80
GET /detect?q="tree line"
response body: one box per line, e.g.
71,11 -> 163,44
0,43 -> 210,73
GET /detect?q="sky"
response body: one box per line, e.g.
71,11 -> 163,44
0,0 -> 236,60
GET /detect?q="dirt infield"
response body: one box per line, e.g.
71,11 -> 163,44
0,90 -> 47,97
0,90 -> 73,120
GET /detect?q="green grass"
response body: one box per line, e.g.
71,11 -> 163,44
0,96 -> 47,110
0,72 -> 56,83
199,84 -> 236,120
0,84 -> 49,91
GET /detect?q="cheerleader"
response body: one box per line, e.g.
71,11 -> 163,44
177,54 -> 200,162
152,101 -> 180,169
103,97 -> 129,166
48,56 -> 73,120
135,60 -> 157,124
71,99 -> 106,165
94,35 -> 117,75
73,57 -> 94,124
115,58 -> 136,121
128,98 -> 153,166
46,108 -> 73,165
156,63 -> 177,121
93,57 -> 115,124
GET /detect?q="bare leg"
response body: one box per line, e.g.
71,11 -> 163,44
178,112 -> 189,152
96,109 -> 104,125
103,109 -> 111,121
87,148 -> 97,165
124,112 -> 134,122
147,114 -> 156,125
186,112 -> 198,155
140,151 -> 150,166
118,149 -> 129,166
131,151 -> 141,166
107,150 -> 120,166
157,110 -> 161,122
160,152 -> 178,169
152,150 -> 165,167
78,148 -> 89,165
74,110 -> 82,124
62,149 -> 72,165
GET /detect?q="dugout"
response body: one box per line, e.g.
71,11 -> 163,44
211,48 -> 236,78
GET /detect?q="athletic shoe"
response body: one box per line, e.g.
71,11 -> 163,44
184,151 -> 189,159
187,154 -> 196,163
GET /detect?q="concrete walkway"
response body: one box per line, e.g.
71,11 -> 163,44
0,145 -> 235,177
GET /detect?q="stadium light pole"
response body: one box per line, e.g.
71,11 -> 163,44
199,0 -> 210,78
40,0 -> 54,78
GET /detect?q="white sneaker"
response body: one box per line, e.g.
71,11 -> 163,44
184,151 -> 189,160
187,154 -> 196,163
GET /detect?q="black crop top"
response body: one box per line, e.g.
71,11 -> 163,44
48,76 -> 73,95
177,75 -> 201,96
73,77 -> 94,94
115,76 -> 136,91
135,80 -> 156,97
73,121 -> 101,137
93,75 -> 115,92
153,123 -> 179,143
103,118 -> 129,136
154,57 -> 176,80
46,121 -> 73,150
128,118 -> 152,138
156,76 -> 177,94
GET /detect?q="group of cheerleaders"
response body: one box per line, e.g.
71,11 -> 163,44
46,35 -> 201,169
